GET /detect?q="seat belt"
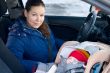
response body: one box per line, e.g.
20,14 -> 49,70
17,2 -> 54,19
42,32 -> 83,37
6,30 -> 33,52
47,37 -> 52,62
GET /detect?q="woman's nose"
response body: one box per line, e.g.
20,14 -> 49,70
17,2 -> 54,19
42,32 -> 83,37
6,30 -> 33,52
36,15 -> 41,21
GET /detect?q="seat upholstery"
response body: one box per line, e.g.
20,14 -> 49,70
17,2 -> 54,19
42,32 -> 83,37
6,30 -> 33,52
0,0 -> 26,72
102,62 -> 110,73
0,0 -> 10,43
0,38 -> 26,73
0,0 -> 7,17
0,16 -> 11,43
6,0 -> 24,19
0,58 -> 13,73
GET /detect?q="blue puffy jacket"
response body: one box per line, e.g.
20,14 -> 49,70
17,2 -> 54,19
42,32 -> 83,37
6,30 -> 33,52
6,17 -> 64,73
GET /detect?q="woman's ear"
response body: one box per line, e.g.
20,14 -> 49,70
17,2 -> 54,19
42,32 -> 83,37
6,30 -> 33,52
24,10 -> 27,17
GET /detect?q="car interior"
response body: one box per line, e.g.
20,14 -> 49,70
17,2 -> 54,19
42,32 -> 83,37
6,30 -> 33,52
0,0 -> 110,73
0,0 -> 26,73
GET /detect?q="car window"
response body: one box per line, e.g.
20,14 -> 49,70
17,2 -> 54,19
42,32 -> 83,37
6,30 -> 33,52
22,0 -> 90,17
43,0 -> 90,17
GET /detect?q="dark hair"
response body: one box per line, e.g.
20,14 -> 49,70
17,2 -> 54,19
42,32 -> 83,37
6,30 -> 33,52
25,0 -> 50,37
25,0 -> 45,12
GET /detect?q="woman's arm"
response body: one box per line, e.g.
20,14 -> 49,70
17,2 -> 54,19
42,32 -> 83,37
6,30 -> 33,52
6,36 -> 38,73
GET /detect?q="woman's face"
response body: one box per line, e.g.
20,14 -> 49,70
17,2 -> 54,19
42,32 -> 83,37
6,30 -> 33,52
24,5 -> 45,28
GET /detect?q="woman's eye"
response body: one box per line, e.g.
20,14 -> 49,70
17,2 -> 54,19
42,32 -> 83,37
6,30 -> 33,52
40,15 -> 44,17
32,14 -> 37,16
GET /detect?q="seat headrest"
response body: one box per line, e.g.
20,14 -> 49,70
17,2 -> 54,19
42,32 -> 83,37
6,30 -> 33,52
0,0 -> 7,17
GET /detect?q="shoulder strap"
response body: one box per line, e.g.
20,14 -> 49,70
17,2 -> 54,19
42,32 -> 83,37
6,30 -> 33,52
47,36 -> 52,62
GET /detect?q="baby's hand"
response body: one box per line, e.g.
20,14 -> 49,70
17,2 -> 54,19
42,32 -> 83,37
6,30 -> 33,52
66,57 -> 78,64
34,70 -> 46,73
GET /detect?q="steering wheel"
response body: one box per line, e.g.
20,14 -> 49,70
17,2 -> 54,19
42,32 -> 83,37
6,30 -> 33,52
77,11 -> 97,42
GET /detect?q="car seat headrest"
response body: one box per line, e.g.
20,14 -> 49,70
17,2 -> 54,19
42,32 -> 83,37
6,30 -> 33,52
0,0 -> 7,17
6,0 -> 24,19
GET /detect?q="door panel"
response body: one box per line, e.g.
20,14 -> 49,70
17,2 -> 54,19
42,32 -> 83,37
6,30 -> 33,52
46,15 -> 109,43
46,16 -> 86,41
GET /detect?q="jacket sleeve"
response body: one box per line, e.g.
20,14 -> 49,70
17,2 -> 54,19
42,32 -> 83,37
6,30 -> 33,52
55,37 -> 64,49
48,25 -> 64,49
49,29 -> 64,49
6,35 -> 38,73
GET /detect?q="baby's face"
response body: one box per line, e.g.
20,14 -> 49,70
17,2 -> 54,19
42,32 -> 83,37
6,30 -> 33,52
66,56 -> 79,64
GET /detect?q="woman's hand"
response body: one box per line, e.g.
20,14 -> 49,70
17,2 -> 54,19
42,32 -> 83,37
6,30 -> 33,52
34,70 -> 45,73
35,62 -> 54,73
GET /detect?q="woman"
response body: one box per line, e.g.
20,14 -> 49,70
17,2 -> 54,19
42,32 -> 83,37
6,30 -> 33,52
6,0 -> 63,73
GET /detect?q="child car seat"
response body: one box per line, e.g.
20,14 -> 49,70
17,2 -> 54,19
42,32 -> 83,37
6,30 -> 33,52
102,61 -> 110,73
84,50 -> 110,73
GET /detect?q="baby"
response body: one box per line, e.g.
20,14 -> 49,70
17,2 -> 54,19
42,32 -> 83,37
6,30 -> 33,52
67,49 -> 90,64
55,41 -> 100,73
65,49 -> 90,73
35,41 -> 101,73
55,48 -> 91,73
